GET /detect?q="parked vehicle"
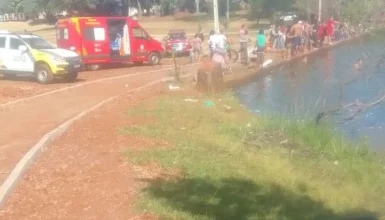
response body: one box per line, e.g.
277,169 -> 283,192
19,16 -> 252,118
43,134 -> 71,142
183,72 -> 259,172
56,16 -> 165,71
165,30 -> 191,56
0,31 -> 81,84
280,12 -> 298,22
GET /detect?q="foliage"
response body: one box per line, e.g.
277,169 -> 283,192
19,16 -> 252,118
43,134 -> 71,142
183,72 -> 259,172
122,92 -> 385,219
340,0 -> 380,25
248,0 -> 296,22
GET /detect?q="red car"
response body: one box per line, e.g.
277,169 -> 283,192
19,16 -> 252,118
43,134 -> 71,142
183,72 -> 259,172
165,30 -> 191,56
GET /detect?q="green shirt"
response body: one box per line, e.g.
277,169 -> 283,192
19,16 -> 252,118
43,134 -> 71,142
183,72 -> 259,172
257,34 -> 266,47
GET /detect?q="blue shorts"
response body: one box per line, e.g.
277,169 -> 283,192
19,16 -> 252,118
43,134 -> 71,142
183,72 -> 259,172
293,36 -> 302,47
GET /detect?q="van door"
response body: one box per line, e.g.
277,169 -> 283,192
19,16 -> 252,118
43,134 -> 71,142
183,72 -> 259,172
0,36 -> 6,69
4,37 -> 34,73
130,25 -> 150,63
79,19 -> 110,63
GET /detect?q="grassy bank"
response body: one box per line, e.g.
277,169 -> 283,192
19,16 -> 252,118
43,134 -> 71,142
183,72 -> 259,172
122,91 -> 385,220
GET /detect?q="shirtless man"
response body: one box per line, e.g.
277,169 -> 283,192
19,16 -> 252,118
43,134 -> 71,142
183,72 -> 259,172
290,20 -> 303,56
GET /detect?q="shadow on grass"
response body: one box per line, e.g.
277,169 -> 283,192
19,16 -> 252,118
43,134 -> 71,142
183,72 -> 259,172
141,177 -> 377,220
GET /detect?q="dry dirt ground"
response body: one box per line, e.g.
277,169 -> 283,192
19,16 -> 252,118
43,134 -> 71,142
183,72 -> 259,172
0,57 -> 190,105
0,83 -> 170,220
0,62 -> 198,187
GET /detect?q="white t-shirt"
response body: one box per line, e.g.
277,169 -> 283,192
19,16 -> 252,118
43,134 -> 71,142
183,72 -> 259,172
215,34 -> 227,50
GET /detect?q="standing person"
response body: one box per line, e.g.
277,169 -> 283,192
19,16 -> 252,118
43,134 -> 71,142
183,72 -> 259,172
302,21 -> 311,52
326,16 -> 336,45
290,20 -> 303,56
255,29 -> 266,68
270,25 -> 279,52
211,29 -> 227,69
192,33 -> 202,62
239,24 -> 249,64
275,26 -> 285,59
285,24 -> 293,59
198,28 -> 204,41
318,20 -> 327,47
208,29 -> 216,58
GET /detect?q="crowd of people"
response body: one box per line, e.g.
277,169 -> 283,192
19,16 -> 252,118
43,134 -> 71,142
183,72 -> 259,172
188,14 -> 352,70
268,15 -> 352,60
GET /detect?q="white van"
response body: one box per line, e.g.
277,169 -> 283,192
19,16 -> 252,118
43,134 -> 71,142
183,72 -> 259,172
0,32 -> 82,84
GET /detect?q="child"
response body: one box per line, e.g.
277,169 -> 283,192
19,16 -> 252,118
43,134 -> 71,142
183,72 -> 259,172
192,33 -> 202,62
256,29 -> 266,68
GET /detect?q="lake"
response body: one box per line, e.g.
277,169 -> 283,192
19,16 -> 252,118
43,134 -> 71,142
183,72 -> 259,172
235,34 -> 385,150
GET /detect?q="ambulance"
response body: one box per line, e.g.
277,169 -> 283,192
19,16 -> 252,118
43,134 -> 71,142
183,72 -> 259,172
0,31 -> 82,84
56,17 -> 165,71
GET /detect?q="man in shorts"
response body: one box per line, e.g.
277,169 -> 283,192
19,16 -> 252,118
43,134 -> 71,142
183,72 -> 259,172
290,20 -> 303,56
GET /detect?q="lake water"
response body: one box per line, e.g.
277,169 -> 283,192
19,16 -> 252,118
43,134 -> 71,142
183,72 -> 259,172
235,34 -> 385,150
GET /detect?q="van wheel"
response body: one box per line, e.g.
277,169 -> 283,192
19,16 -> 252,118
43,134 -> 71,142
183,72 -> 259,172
35,64 -> 54,84
148,52 -> 160,65
86,64 -> 101,71
64,72 -> 78,82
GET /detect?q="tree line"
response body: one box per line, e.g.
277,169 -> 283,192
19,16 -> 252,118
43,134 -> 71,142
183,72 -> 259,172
0,0 -> 383,26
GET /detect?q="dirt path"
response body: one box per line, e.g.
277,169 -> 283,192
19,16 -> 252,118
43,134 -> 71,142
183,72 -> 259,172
0,57 -> 190,105
0,63 -> 197,186
0,86 -> 165,220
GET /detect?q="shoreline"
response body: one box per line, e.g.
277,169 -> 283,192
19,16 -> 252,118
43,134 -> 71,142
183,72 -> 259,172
223,35 -> 364,88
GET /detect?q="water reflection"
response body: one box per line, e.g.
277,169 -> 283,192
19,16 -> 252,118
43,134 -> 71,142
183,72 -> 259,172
236,36 -> 385,150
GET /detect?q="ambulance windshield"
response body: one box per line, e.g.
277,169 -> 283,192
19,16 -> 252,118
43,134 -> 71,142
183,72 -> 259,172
22,36 -> 55,49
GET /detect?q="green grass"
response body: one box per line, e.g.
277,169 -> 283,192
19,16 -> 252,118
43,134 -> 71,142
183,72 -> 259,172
121,92 -> 385,220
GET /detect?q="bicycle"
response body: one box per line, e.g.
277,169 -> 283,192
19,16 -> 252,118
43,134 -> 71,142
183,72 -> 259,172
225,43 -> 238,63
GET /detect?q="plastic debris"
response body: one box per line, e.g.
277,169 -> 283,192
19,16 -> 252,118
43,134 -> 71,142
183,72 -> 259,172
262,59 -> 273,67
204,100 -> 214,107
185,99 -> 198,102
223,105 -> 232,110
168,85 -> 181,91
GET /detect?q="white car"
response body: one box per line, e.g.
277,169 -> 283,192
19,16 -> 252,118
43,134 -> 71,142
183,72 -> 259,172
0,31 -> 82,84
280,12 -> 298,22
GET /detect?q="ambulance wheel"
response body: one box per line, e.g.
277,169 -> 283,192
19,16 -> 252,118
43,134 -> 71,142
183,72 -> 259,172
133,61 -> 144,66
35,64 -> 54,84
148,52 -> 160,65
64,72 -> 78,82
86,64 -> 101,71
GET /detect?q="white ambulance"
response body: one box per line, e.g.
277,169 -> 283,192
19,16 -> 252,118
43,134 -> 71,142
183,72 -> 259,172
0,31 -> 82,84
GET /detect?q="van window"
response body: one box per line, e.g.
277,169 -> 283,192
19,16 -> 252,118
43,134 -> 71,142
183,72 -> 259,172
10,38 -> 25,50
0,37 -> 5,48
57,28 -> 69,40
84,27 -> 105,41
133,27 -> 148,40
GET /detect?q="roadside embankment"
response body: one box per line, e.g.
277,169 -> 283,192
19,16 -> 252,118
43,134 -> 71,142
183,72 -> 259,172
122,90 -> 385,219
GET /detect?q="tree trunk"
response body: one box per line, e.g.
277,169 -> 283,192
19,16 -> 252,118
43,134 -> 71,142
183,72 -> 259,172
195,0 -> 199,14
137,0 -> 142,16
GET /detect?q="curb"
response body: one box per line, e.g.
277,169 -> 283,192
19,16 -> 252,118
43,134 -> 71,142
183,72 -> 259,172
0,74 -> 191,209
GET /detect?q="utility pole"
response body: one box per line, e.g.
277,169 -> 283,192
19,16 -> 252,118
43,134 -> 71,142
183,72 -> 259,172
226,0 -> 230,24
213,0 -> 219,32
318,0 -> 322,22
